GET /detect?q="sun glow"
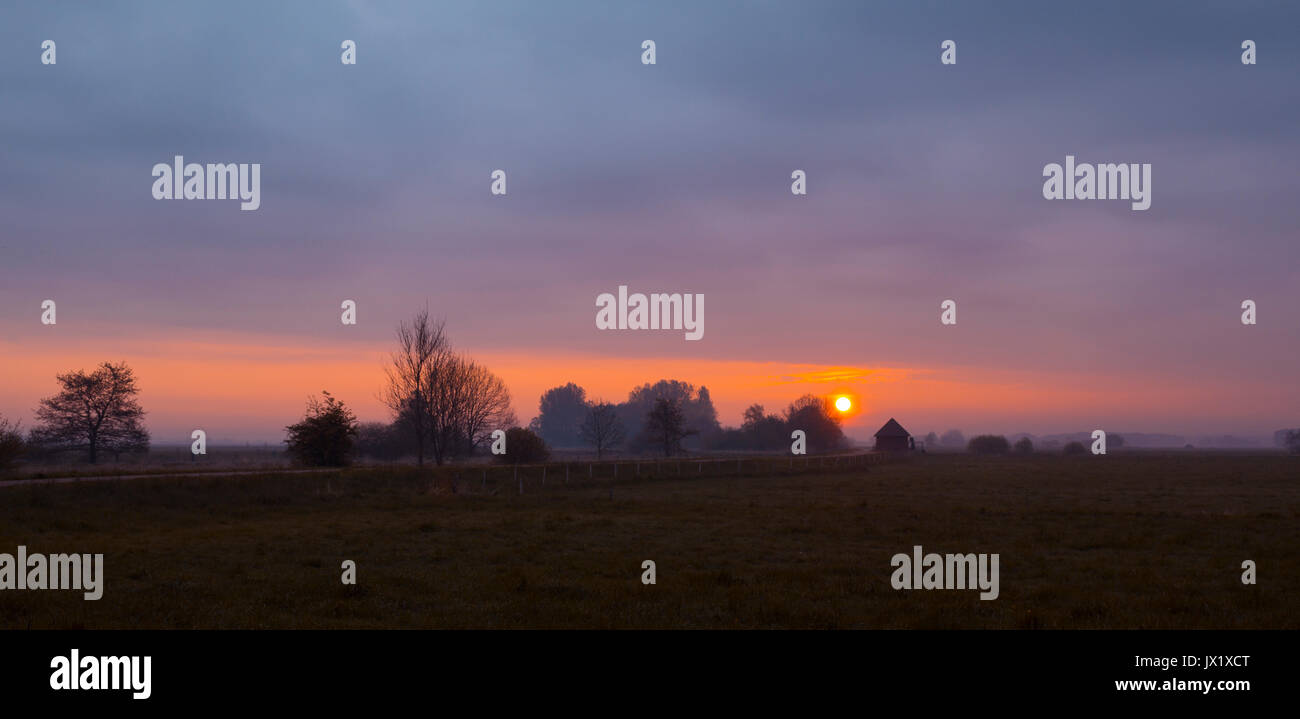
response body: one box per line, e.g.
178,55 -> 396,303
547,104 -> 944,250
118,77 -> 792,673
835,396 -> 852,412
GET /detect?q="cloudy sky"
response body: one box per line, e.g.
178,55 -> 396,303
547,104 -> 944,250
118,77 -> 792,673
1,1 -> 1297,444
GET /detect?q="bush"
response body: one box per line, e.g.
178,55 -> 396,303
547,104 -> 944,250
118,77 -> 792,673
967,435 -> 1010,455
1062,441 -> 1087,456
495,427 -> 550,464
284,392 -> 359,467
0,416 -> 24,473
1013,437 -> 1034,454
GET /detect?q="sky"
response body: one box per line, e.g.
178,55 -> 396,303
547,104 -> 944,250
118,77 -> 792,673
1,1 -> 1298,445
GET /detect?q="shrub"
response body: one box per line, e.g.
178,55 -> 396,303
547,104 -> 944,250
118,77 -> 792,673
967,435 -> 1010,455
1013,437 -> 1034,454
1062,441 -> 1087,456
284,392 -> 359,467
494,427 -> 550,464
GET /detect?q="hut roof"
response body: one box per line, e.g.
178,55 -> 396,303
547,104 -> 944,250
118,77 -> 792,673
874,418 -> 910,438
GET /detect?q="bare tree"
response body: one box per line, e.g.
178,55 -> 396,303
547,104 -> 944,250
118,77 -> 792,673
642,397 -> 696,457
426,354 -> 515,463
424,348 -> 460,466
579,401 -> 625,459
418,351 -> 514,462
450,357 -> 517,456
30,361 -> 149,464
382,310 -> 449,467
384,309 -> 517,466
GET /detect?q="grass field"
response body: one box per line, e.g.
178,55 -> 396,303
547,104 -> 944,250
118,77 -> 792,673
0,452 -> 1295,629
8,445 -> 291,480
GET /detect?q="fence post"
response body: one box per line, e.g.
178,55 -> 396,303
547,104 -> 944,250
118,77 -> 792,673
516,465 -> 521,495
589,464 -> 593,478
542,466 -> 547,486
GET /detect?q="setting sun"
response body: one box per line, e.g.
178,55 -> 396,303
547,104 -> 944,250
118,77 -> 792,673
835,396 -> 851,412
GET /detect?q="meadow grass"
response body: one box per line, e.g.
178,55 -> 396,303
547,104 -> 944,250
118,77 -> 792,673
0,452 -> 1295,629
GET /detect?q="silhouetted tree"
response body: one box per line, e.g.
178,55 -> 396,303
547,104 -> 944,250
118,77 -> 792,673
1284,429 -> 1300,455
784,394 -> 846,453
923,432 -> 939,448
968,435 -> 1010,455
284,391 -> 359,466
382,310 -> 449,467
741,403 -> 787,450
1013,437 -> 1034,454
529,383 -> 588,447
494,427 -> 549,464
0,415 -> 24,473
642,397 -> 695,457
579,401 -> 625,459
30,361 -> 149,464
384,310 -> 517,465
432,355 -> 517,461
940,429 -> 965,448
691,386 -> 722,443
1062,441 -> 1087,456
619,379 -> 718,451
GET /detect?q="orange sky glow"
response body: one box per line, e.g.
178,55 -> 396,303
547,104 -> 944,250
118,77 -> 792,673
3,330 -> 1289,445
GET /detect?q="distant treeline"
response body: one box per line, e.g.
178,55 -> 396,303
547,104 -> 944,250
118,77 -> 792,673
5,305 -> 1297,473
304,310 -> 850,467
357,378 -> 850,461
